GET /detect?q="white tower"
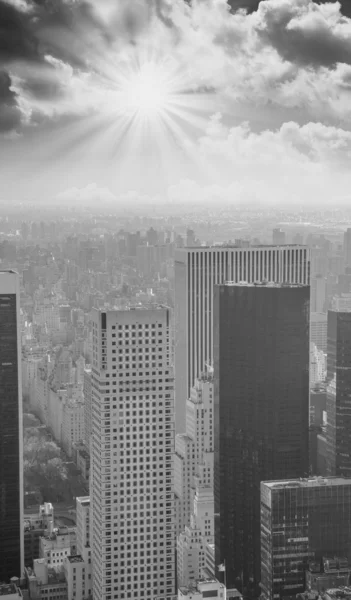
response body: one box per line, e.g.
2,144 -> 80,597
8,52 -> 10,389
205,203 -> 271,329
90,306 -> 175,600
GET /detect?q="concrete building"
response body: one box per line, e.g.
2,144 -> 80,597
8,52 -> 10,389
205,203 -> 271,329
175,371 -> 215,588
344,228 -> 351,269
261,477 -> 351,600
25,559 -> 67,600
0,584 -> 23,599
0,270 -> 24,581
311,275 -> 326,313
310,312 -> 327,353
61,388 -> 85,458
90,306 -> 175,600
214,282 -> 310,590
83,366 -> 92,451
326,308 -> 351,476
24,503 -> 54,568
272,228 -> 286,245
64,555 -> 91,600
174,245 -> 310,433
178,578 -> 226,600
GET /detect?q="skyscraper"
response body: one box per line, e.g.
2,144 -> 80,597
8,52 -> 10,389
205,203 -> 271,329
174,245 -> 310,433
214,282 -> 310,589
90,306 -> 175,600
343,228 -> 351,269
326,308 -> 351,476
0,270 -> 24,581
261,477 -> 351,600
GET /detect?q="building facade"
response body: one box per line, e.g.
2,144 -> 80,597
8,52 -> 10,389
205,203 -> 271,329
90,306 -> 175,600
174,245 -> 310,433
326,309 -> 351,476
260,477 -> 351,600
214,282 -> 310,589
0,270 -> 24,581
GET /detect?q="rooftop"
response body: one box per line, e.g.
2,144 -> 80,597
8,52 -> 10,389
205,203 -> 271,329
67,555 -> 84,564
223,281 -> 307,288
0,584 -> 20,597
177,244 -> 307,251
263,476 -> 351,490
324,588 -> 351,600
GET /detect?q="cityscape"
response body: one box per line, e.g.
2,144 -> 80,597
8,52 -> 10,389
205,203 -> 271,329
2,1 -> 351,600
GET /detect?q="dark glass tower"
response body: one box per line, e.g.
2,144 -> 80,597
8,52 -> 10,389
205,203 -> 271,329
214,282 -> 310,590
326,309 -> 351,476
0,271 -> 23,581
261,477 -> 351,600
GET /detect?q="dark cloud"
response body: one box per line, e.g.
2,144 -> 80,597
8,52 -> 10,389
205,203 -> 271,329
0,2 -> 39,63
229,1 -> 351,18
255,0 -> 351,68
0,70 -> 23,132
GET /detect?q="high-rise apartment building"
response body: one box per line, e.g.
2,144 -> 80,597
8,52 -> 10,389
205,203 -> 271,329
310,312 -> 327,353
175,371 -> 214,537
261,477 -> 351,600
90,306 -> 175,600
0,270 -> 24,581
174,245 -> 310,433
214,282 -> 310,589
326,308 -> 351,476
175,371 -> 215,588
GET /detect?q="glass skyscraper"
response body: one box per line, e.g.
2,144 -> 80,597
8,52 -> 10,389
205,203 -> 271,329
214,282 -> 310,591
0,270 -> 24,581
326,309 -> 351,476
174,245 -> 310,433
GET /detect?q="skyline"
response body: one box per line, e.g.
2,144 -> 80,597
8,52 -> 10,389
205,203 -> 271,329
1,0 -> 351,205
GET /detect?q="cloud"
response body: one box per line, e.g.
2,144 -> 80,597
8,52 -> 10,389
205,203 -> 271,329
168,115 -> 351,205
1,0 -> 351,134
254,0 -> 351,67
0,70 -> 27,131
56,183 -> 116,205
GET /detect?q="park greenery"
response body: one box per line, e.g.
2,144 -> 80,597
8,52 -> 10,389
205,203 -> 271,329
23,413 -> 68,502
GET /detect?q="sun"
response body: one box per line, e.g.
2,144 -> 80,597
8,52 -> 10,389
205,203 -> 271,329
117,61 -> 174,120
122,63 -> 170,117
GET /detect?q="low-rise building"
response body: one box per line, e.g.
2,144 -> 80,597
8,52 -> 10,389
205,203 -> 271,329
178,578 -> 226,600
25,560 -> 67,600
0,583 -> 23,599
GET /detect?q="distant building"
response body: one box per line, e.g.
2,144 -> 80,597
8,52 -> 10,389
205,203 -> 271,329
261,477 -> 351,600
344,228 -> 351,269
0,270 -> 24,581
25,559 -> 67,600
311,275 -> 326,313
310,312 -> 327,353
272,228 -> 286,245
214,282 -> 310,589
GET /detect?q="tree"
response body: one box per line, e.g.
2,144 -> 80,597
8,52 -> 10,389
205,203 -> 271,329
23,436 -> 68,502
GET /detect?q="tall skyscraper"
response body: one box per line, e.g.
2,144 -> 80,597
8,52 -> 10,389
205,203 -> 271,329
214,282 -> 310,589
261,477 -> 351,600
90,306 -> 175,600
0,270 -> 24,581
326,308 -> 351,477
174,245 -> 310,433
343,228 -> 351,269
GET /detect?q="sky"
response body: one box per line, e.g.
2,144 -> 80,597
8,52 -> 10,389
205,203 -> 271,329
1,0 -> 351,207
